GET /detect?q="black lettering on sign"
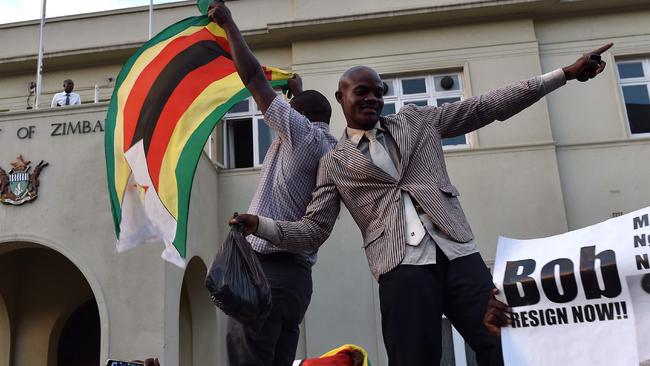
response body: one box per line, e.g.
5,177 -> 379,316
635,234 -> 648,248
94,120 -> 104,132
50,120 -> 105,137
51,123 -> 63,136
68,121 -> 81,134
504,259 -> 540,307
510,311 -> 521,328
571,301 -> 628,323
510,307 -> 569,329
17,126 -> 35,139
541,258 -> 578,303
634,214 -> 649,230
637,254 -> 649,270
579,246 -> 621,300
503,246 -> 622,306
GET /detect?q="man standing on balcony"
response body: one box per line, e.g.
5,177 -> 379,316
208,2 -> 338,365
51,79 -> 81,107
232,41 -> 612,365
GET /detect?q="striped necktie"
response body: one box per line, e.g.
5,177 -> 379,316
65,93 -> 70,105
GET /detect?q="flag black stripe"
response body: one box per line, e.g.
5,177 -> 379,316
130,40 -> 232,151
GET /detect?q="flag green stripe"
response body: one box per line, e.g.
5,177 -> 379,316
105,105 -> 121,236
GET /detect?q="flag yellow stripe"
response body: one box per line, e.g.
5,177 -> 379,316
158,72 -> 245,219
270,67 -> 292,80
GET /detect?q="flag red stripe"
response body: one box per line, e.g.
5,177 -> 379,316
123,28 -> 230,150
146,57 -> 237,189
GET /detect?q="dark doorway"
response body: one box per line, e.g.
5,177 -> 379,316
57,299 -> 100,366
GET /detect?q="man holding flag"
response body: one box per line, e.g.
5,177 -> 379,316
208,2 -> 337,365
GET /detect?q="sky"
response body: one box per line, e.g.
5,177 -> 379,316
0,0 -> 185,25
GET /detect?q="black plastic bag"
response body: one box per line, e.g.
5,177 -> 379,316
205,223 -> 272,327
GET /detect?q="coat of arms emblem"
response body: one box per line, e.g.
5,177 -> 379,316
0,155 -> 48,205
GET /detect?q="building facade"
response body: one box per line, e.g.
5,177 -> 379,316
1,0 -> 649,365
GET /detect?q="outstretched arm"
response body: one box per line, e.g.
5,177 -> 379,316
428,43 -> 612,139
208,2 -> 276,113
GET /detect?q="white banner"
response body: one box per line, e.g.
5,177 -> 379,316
493,206 -> 650,366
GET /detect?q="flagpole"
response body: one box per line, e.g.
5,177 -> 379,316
148,0 -> 153,39
34,0 -> 46,109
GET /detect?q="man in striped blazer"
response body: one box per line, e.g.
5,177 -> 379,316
233,43 -> 612,366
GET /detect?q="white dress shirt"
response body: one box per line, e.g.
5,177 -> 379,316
51,92 -> 81,107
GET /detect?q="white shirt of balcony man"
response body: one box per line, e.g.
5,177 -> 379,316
51,79 -> 81,107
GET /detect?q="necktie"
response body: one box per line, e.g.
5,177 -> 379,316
364,129 -> 425,245
65,93 -> 70,105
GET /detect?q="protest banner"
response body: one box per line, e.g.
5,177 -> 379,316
493,206 -> 650,366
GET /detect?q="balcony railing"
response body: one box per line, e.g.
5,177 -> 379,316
0,84 -> 114,113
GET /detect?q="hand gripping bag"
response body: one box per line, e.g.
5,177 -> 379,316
205,223 -> 272,327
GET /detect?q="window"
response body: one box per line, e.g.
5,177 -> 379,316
210,98 -> 275,169
381,72 -> 468,148
616,58 -> 650,137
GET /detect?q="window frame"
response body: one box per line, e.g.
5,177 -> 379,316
211,97 -> 275,169
615,58 -> 650,139
381,72 -> 469,149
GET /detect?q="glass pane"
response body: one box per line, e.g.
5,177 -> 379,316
434,75 -> 460,92
618,63 -> 645,79
381,103 -> 396,116
437,97 -> 461,107
228,99 -> 249,114
401,78 -> 427,95
229,119 -> 254,168
257,119 -> 274,163
442,135 -> 467,146
622,85 -> 650,134
383,79 -> 395,97
440,319 -> 456,366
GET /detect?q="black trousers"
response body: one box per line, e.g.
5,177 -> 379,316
379,250 -> 504,366
227,252 -> 313,366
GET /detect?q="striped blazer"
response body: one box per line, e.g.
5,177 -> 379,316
272,76 -> 547,279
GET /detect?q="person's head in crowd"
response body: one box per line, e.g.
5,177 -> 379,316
63,79 -> 74,93
335,66 -> 385,130
289,90 -> 332,125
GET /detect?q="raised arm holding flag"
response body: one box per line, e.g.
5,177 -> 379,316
208,2 -> 338,364
105,0 -> 292,267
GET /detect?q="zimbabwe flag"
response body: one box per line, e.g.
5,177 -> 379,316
293,344 -> 371,366
105,10 -> 291,267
